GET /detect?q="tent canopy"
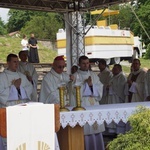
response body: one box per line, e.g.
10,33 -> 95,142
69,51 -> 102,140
0,0 -> 130,12
91,9 -> 119,16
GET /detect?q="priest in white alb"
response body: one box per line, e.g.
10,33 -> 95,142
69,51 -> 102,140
98,59 -> 113,104
18,50 -> 38,101
0,53 -> 33,150
108,64 -> 127,104
0,53 -> 33,107
126,59 -> 146,102
71,56 -> 105,150
39,56 -> 72,104
106,64 -> 127,134
145,69 -> 150,101
39,56 -> 73,150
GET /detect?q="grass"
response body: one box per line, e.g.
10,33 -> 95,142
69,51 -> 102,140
0,36 -> 150,74
0,36 -> 57,63
110,58 -> 150,75
140,58 -> 150,69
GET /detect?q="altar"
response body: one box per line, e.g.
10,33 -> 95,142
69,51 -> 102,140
0,103 -> 60,150
58,102 -> 150,150
1,102 -> 150,150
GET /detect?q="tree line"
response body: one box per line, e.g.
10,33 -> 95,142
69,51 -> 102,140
0,0 -> 149,45
0,11 -> 64,42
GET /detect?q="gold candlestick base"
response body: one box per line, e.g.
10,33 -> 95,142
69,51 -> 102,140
60,107 -> 70,112
72,85 -> 86,111
72,106 -> 86,111
58,86 -> 70,112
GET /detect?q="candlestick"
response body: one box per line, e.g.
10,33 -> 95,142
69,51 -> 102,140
59,86 -> 69,112
72,86 -> 85,111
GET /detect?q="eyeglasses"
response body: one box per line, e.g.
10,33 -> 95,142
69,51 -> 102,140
57,66 -> 65,69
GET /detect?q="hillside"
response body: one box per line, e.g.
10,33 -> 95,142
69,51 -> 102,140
0,36 -> 150,74
0,36 -> 57,63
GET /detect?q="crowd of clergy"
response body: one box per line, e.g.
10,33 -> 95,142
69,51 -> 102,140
0,51 -> 150,150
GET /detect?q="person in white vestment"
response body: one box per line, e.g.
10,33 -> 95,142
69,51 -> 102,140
71,65 -> 78,74
108,64 -> 127,104
18,51 -> 38,101
21,35 -> 28,50
145,69 -> 150,101
0,53 -> 33,150
126,59 -> 146,102
71,56 -> 105,150
39,56 -> 72,150
39,56 -> 72,104
106,64 -> 127,134
98,59 -> 113,104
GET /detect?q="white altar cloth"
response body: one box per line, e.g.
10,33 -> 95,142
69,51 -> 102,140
60,102 -> 150,128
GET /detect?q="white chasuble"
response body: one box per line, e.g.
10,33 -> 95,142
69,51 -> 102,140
127,69 -> 146,102
18,61 -> 38,101
145,69 -> 150,100
39,68 -> 70,104
108,72 -> 127,104
98,67 -> 113,104
72,70 -> 104,135
0,69 -> 33,107
72,70 -> 103,107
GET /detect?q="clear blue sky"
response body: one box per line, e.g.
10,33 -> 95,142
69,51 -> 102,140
0,8 -> 9,23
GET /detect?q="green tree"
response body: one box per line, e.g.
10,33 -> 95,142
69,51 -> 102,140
21,13 -> 63,41
134,0 -> 150,7
84,4 -> 134,30
108,2 -> 150,46
131,2 -> 150,45
144,43 -> 150,59
7,9 -> 48,33
109,4 -> 134,30
0,17 -> 7,35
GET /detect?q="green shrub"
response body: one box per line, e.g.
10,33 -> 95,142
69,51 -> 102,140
107,106 -> 150,150
144,44 -> 150,59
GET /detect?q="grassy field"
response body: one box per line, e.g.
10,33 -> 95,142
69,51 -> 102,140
110,58 -> 150,75
0,36 -> 150,74
0,36 -> 57,63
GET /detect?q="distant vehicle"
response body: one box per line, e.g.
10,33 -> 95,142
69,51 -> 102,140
133,36 -> 146,59
57,26 -> 145,65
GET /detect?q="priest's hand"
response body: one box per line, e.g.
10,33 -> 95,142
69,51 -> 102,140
14,78 -> 21,89
70,75 -> 74,81
27,75 -> 32,82
86,76 -> 92,86
106,85 -> 110,91
146,96 -> 150,101
127,80 -> 132,86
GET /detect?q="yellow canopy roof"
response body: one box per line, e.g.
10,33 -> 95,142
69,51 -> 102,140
91,9 -> 119,16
